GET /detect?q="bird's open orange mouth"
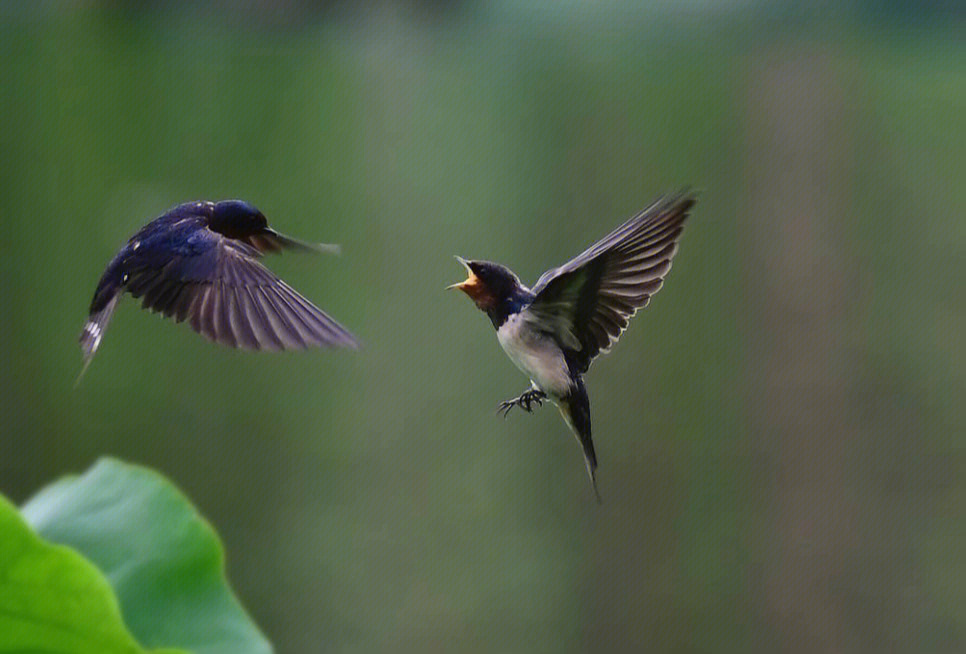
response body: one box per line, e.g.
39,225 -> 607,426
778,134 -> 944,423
447,257 -> 491,305
447,256 -> 477,291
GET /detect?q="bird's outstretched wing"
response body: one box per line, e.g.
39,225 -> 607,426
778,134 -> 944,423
525,192 -> 694,373
126,228 -> 358,350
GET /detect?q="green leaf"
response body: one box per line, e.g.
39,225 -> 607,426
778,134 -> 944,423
21,458 -> 272,654
0,494 -> 174,653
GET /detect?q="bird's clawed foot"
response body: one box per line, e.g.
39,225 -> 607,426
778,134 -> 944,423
498,389 -> 547,418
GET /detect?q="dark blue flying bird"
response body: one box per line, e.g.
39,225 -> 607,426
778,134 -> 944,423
449,192 -> 694,500
79,200 -> 358,380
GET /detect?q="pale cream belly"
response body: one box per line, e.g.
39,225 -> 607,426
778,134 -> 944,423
496,313 -> 572,397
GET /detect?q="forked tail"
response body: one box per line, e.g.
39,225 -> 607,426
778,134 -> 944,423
559,380 -> 601,503
76,292 -> 120,386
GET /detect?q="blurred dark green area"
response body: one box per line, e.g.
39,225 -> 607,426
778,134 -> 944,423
1,2 -> 963,653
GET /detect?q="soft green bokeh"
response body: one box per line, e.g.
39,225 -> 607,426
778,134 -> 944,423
22,458 -> 271,654
0,494 -> 177,654
1,3 -> 963,653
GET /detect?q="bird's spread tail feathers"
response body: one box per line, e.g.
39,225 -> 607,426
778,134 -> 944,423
559,382 -> 601,503
76,292 -> 120,386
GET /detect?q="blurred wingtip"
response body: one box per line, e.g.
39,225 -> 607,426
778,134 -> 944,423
315,242 -> 341,256
263,229 -> 342,256
339,331 -> 362,350
74,356 -> 93,388
672,186 -> 700,208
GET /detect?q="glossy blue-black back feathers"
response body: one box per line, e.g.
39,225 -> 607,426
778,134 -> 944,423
78,200 -> 357,381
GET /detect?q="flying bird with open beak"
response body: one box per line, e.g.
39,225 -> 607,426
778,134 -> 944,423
449,192 -> 694,500
78,200 -> 358,382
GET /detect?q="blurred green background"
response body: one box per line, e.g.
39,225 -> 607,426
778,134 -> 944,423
1,2 -> 964,652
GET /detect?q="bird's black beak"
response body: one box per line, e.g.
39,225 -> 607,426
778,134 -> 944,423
447,256 -> 482,295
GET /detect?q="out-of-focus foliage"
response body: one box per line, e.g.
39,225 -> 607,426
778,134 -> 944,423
0,494 -> 180,654
1,2 -> 963,653
22,458 -> 271,654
